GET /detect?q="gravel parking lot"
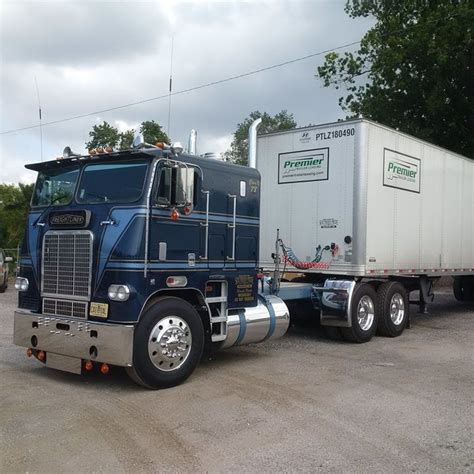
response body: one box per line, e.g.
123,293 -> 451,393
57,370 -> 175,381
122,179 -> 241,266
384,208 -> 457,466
0,283 -> 472,473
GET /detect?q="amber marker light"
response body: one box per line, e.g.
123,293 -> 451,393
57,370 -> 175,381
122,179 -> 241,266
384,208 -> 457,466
100,363 -> 109,375
104,146 -> 113,153
155,142 -> 165,149
37,351 -> 46,362
170,208 -> 179,221
84,360 -> 93,371
26,348 -> 33,358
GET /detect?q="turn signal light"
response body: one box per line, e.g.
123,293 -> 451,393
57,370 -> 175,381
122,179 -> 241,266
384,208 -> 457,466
26,348 -> 33,358
84,360 -> 93,371
104,146 -> 114,153
100,363 -> 109,375
170,208 -> 179,221
37,351 -> 46,362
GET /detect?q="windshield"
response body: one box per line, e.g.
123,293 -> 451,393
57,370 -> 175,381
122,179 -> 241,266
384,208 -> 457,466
77,160 -> 148,203
31,165 -> 80,207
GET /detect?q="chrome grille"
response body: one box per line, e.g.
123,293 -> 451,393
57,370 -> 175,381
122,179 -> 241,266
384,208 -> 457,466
42,231 -> 92,300
43,298 -> 88,319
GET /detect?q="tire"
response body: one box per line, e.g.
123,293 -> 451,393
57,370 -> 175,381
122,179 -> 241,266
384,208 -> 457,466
453,277 -> 464,301
376,281 -> 409,337
340,283 -> 378,343
453,277 -> 474,301
127,297 -> 205,389
0,274 -> 6,293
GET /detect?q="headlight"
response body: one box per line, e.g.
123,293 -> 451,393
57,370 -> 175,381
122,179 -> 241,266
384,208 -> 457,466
14,277 -> 29,292
108,284 -> 130,302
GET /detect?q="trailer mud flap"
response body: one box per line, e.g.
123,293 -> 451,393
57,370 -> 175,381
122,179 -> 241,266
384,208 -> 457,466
312,280 -> 356,328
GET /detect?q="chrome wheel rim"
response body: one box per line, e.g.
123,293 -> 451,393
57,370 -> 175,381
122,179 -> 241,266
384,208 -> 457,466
357,295 -> 375,331
390,293 -> 405,326
148,316 -> 192,372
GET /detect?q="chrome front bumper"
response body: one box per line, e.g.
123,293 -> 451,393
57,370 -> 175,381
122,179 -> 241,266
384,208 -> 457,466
13,310 -> 134,369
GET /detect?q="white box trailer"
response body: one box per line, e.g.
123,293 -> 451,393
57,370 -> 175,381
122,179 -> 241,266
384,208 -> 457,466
254,118 -> 474,342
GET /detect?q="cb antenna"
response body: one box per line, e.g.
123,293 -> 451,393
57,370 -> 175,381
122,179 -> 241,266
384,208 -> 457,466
34,76 -> 43,162
167,35 -> 174,138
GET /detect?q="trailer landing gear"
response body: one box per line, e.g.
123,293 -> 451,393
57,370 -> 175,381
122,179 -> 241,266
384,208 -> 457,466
408,276 -> 434,314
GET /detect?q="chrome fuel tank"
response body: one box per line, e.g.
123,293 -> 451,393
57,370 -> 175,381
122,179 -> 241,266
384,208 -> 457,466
221,295 -> 290,349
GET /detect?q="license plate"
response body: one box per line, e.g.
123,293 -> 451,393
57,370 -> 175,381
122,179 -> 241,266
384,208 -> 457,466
89,302 -> 109,318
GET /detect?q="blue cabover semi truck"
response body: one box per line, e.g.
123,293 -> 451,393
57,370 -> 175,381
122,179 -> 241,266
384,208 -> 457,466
14,119 -> 474,388
13,129 -> 290,389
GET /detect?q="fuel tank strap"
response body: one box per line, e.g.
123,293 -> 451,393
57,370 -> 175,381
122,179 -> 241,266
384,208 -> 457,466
258,294 -> 276,341
234,310 -> 247,345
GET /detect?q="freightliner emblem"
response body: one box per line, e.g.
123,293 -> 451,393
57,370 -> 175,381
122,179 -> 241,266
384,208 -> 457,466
49,210 -> 91,228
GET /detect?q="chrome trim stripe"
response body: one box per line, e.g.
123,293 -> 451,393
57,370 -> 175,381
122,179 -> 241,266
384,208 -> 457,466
151,209 -> 259,225
106,262 -> 257,269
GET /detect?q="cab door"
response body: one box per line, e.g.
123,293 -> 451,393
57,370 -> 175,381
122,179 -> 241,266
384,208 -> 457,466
149,163 -> 202,268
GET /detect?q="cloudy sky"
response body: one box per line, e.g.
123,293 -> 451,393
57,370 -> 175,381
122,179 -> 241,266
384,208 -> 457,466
0,0 -> 372,184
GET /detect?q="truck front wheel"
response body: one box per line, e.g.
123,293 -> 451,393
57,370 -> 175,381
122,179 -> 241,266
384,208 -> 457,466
127,297 -> 204,389
340,283 -> 378,343
376,281 -> 409,337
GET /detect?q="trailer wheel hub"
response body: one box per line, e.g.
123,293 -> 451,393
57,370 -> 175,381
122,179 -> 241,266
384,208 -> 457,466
357,295 -> 375,331
390,293 -> 405,326
148,316 -> 192,371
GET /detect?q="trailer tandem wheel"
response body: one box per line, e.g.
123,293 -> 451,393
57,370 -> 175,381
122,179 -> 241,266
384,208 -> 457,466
376,281 -> 409,337
453,277 -> 474,302
127,296 -> 204,389
340,283 -> 378,343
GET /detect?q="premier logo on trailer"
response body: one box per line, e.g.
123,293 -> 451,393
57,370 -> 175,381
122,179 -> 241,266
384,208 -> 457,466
383,149 -> 421,193
278,148 -> 329,184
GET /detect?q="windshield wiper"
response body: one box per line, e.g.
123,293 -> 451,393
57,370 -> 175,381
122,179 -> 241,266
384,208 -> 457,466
33,194 -> 69,227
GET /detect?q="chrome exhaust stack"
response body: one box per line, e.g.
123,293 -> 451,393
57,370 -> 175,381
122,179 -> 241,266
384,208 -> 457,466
188,129 -> 197,155
248,118 -> 262,168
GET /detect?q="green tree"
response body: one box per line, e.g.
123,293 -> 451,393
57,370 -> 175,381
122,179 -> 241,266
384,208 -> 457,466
225,110 -> 297,165
0,183 -> 34,249
85,120 -> 170,151
140,120 -> 170,145
86,121 -> 120,150
119,129 -> 134,150
317,0 -> 474,158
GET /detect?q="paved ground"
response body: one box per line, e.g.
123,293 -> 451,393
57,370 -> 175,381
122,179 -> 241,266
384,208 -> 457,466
0,283 -> 472,473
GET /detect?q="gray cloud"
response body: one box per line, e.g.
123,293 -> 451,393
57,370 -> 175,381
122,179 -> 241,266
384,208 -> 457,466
1,2 -> 167,66
0,0 -> 373,183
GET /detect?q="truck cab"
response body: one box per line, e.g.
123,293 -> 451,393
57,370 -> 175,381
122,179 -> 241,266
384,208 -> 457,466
13,141 -> 289,388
